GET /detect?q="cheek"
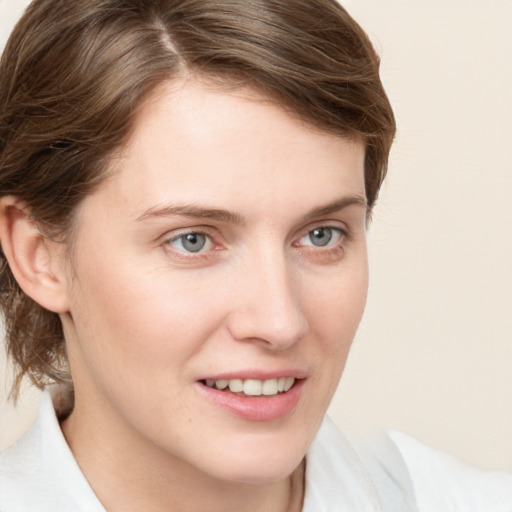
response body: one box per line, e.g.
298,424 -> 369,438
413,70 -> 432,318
305,258 -> 368,376
66,247 -> 237,388
64,265 -> 228,434
309,257 -> 368,335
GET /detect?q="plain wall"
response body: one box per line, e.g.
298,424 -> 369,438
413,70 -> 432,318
1,0 -> 511,472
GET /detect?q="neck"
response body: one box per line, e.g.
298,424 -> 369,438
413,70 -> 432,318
61,393 -> 305,512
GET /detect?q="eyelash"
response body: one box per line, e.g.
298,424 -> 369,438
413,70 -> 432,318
163,225 -> 349,261
164,229 -> 218,260
294,226 -> 346,249
292,225 -> 349,262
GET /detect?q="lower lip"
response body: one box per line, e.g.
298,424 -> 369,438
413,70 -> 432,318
196,380 -> 305,421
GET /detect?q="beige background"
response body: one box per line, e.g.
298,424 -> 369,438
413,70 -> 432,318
1,0 -> 511,472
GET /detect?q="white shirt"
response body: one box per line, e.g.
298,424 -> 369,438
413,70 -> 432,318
1,391 -> 511,511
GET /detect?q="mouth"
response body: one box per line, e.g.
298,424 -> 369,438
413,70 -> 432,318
197,372 -> 306,421
200,377 -> 296,397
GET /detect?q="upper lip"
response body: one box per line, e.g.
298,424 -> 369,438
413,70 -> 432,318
198,369 -> 308,381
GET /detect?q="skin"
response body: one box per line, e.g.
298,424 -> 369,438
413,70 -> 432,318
6,79 -> 369,512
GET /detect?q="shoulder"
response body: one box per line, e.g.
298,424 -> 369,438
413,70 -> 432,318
389,430 -> 512,512
0,390 -> 105,512
304,417 -> 512,512
0,411 -> 47,508
304,418 -> 416,511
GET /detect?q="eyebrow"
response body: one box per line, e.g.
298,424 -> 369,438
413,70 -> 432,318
135,195 -> 367,224
136,204 -> 243,224
301,195 -> 367,222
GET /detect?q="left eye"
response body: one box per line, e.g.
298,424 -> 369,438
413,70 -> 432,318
299,227 -> 343,247
169,233 -> 212,253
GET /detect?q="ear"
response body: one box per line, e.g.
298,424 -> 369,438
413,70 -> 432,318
0,196 -> 70,313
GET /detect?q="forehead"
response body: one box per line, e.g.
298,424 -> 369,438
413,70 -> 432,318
84,79 -> 366,223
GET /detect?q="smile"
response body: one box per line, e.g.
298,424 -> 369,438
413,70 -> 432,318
197,376 -> 305,421
202,377 -> 296,396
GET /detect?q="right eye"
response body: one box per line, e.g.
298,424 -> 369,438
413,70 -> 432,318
300,227 -> 341,247
168,232 -> 213,253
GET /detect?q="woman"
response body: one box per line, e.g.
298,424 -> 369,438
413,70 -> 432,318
0,1 -> 510,511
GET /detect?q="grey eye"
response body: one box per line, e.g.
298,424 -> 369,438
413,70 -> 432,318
308,227 -> 333,247
172,233 -> 208,253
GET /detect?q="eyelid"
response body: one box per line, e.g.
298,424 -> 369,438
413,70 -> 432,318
298,227 -> 344,248
171,232 -> 212,252
293,221 -> 350,245
162,224 -> 216,242
159,221 -> 350,260
162,227 -> 219,257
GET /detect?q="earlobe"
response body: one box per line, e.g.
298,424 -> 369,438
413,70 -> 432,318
0,196 -> 70,314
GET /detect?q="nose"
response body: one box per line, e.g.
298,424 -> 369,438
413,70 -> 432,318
226,248 -> 309,350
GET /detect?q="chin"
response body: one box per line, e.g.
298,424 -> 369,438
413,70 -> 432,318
218,458 -> 303,486
197,432 -> 308,485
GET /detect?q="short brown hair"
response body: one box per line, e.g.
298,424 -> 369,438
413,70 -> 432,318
0,0 -> 395,397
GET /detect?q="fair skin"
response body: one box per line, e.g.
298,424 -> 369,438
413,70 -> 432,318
0,79 -> 368,512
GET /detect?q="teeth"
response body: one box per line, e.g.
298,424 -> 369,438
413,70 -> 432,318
206,377 -> 296,396
284,377 -> 295,392
243,379 -> 262,396
228,379 -> 243,393
262,379 -> 278,396
215,379 -> 228,390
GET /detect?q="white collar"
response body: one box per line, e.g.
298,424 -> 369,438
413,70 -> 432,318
0,391 -> 105,511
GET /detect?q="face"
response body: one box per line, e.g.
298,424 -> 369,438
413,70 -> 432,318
59,80 -> 368,484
